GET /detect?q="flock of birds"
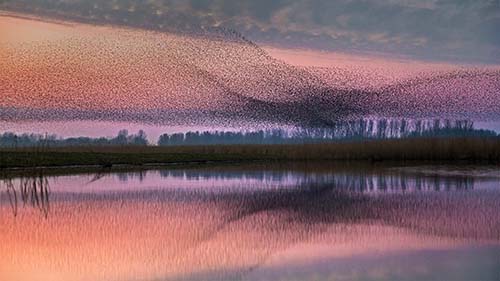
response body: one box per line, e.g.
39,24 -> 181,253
0,4 -> 500,129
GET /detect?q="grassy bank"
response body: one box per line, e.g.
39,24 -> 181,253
1,137 -> 500,169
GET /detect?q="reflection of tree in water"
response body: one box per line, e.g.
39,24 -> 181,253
117,171 -> 147,183
1,172 -> 50,218
329,172 -> 475,193
159,168 -> 475,193
85,169 -> 147,185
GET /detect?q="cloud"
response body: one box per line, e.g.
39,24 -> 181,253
1,0 -> 499,62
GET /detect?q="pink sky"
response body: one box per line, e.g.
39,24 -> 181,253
1,12 -> 500,138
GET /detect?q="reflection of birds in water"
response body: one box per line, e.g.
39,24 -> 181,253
161,182 -> 367,280
164,173 -> 481,280
167,168 -> 496,280
1,168 -> 497,280
1,173 -> 50,218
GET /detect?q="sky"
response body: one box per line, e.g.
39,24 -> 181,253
1,1 -> 500,138
1,0 -> 500,63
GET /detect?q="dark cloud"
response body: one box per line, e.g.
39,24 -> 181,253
1,0 -> 499,63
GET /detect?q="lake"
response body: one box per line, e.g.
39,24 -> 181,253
1,163 -> 500,281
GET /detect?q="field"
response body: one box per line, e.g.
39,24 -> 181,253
1,137 -> 500,169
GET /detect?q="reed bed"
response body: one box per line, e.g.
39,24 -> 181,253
1,137 -> 499,168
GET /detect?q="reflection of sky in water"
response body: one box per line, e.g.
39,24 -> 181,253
9,165 -> 496,195
1,165 -> 500,281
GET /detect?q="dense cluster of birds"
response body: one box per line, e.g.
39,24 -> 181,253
0,8 -> 499,129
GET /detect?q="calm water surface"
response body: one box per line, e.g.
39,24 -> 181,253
1,163 -> 500,281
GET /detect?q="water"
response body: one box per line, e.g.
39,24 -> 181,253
1,163 -> 500,281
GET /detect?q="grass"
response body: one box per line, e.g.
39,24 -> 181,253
1,137 -> 500,169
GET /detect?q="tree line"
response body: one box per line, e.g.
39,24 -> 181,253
0,129 -> 147,148
0,119 -> 498,148
158,119 -> 498,146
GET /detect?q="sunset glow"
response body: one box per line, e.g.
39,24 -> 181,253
1,2 -> 500,281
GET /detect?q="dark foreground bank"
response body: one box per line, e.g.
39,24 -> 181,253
1,137 -> 500,169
